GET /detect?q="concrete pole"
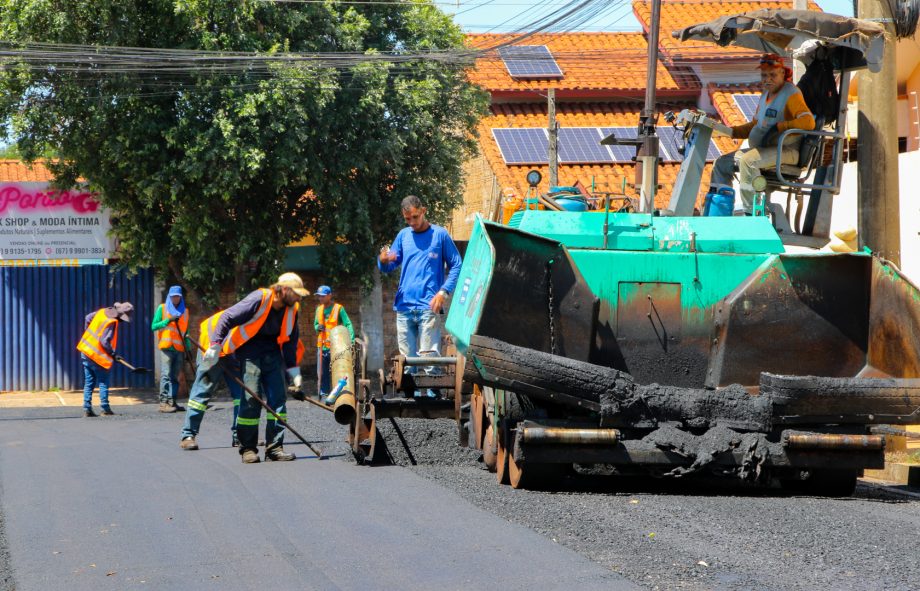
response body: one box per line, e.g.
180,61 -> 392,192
857,0 -> 900,265
792,0 -> 807,83
359,267 -> 385,374
548,88 -> 558,188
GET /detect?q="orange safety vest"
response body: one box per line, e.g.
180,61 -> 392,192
315,303 -> 343,348
76,309 -> 119,369
156,304 -> 189,351
296,339 -> 305,366
200,289 -> 299,356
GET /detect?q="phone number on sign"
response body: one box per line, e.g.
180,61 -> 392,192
1,247 -> 106,256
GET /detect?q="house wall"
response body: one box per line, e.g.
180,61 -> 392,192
691,64 -> 759,112
906,63 -> 920,152
450,151 -> 502,240
829,151 -> 920,285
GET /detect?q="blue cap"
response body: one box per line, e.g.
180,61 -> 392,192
315,285 -> 332,296
166,285 -> 185,317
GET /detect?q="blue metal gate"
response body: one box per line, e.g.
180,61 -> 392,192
0,266 -> 155,391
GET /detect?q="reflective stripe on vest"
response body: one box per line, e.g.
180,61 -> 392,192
315,303 -> 342,348
76,309 -> 119,369
157,304 -> 189,351
749,82 -> 801,149
199,292 -> 298,356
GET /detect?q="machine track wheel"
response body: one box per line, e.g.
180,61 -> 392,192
495,422 -> 510,485
507,431 -> 564,490
471,386 -> 485,451
482,423 -> 497,472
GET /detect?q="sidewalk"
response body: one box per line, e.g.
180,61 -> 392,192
0,388 -> 160,408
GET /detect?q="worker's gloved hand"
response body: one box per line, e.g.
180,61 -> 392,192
200,346 -> 220,370
762,124 -> 780,146
287,367 -> 303,389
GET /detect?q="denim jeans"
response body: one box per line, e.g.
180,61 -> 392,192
317,348 -> 331,395
159,348 -> 183,404
396,310 -> 441,395
235,352 -> 287,453
181,353 -> 242,439
81,353 -> 110,410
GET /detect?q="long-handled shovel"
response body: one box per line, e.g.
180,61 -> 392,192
114,355 -> 153,374
191,340 -> 324,459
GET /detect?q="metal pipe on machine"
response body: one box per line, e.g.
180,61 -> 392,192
329,325 -> 356,425
783,433 -> 886,451
401,356 -> 460,366
520,426 -> 621,445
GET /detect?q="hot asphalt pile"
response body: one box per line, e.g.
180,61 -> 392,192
3,399 -> 919,591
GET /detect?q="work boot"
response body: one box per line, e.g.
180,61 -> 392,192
159,402 -> 177,413
231,432 -> 240,448
83,408 -> 97,418
101,407 -> 115,416
171,400 -> 185,412
179,436 -> 199,450
265,446 -> 295,462
241,449 -> 261,464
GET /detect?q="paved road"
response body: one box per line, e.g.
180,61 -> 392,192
0,406 -> 636,591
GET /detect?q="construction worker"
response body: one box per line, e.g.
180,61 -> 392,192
179,273 -> 307,464
177,312 -> 246,447
379,195 -> 462,397
76,302 -> 134,417
710,53 -> 815,213
151,285 -> 190,413
314,285 -> 354,398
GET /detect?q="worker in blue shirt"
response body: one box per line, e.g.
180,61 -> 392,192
378,195 -> 462,397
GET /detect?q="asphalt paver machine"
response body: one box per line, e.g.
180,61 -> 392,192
445,10 -> 920,494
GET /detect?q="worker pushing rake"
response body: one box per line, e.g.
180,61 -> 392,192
178,273 -> 323,462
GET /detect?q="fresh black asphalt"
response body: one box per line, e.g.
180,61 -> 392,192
0,404 -> 636,591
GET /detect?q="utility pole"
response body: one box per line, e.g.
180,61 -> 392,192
857,0 -> 900,265
792,0 -> 807,83
548,88 -> 558,188
637,0 -> 661,213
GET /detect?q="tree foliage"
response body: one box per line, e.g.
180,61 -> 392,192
0,0 -> 487,307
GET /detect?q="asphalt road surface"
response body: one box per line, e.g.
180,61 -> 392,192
2,399 -> 920,591
0,403 -> 633,591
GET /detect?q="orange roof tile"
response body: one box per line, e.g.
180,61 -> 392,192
466,33 -> 698,96
479,103 -> 720,210
0,160 -> 54,182
709,82 -> 762,128
633,0 -> 823,60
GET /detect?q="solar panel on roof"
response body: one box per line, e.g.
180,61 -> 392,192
498,45 -> 563,79
599,127 -> 640,162
558,128 -> 613,163
732,94 -> 761,122
492,128 -> 549,164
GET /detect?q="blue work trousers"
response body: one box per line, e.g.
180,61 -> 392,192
236,352 -> 287,453
318,348 -> 331,395
181,354 -> 242,439
159,348 -> 184,404
81,353 -> 111,411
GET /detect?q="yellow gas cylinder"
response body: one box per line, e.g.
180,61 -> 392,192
501,188 -> 523,224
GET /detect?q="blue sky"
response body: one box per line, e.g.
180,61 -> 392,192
446,0 -> 854,33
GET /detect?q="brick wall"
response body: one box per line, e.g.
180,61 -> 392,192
176,271 -> 403,395
448,152 -> 501,240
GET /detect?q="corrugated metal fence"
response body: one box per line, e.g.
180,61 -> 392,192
0,266 -> 155,391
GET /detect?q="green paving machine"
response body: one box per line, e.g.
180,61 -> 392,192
444,10 -> 920,494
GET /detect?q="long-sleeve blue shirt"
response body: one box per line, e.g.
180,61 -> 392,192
213,290 -> 300,368
377,223 -> 462,312
85,310 -> 118,356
